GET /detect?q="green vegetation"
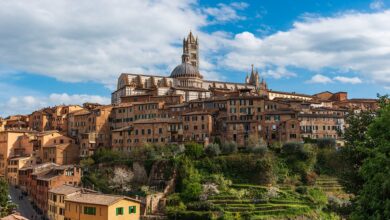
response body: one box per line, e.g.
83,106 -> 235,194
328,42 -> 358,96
0,178 -> 16,217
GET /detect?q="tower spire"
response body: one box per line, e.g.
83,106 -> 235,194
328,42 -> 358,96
183,31 -> 199,69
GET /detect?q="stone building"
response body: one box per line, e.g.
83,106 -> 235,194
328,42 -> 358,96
67,105 -> 112,157
111,32 -> 267,104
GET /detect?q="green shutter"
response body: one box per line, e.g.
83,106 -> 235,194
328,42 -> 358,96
134,206 -> 136,214
116,207 -> 118,215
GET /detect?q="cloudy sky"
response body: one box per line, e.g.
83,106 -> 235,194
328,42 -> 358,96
1,0 -> 390,116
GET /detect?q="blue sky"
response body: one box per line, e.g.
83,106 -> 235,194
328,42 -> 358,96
0,0 -> 389,116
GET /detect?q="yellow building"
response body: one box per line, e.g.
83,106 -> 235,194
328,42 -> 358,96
64,193 -> 141,220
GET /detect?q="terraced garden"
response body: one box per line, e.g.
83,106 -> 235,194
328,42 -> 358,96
206,184 -> 321,219
315,176 -> 352,200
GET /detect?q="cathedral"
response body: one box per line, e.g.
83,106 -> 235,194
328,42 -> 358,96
111,32 -> 268,104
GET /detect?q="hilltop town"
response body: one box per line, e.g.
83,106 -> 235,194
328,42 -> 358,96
0,33 -> 382,220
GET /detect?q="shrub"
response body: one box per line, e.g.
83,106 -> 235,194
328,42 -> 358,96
281,142 -> 316,179
246,134 -> 267,153
207,174 -> 232,191
307,188 -> 327,209
205,143 -> 221,157
185,142 -> 204,159
221,141 -> 238,154
166,211 -> 216,220
302,171 -> 318,185
316,138 -> 336,148
251,145 -> 268,155
186,201 -> 218,211
295,186 -> 308,194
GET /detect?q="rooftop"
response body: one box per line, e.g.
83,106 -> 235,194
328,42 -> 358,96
65,193 -> 141,206
49,184 -> 85,195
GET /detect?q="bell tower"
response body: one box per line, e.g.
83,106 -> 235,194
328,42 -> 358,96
183,31 -> 199,69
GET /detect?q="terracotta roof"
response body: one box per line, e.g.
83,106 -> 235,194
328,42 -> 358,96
0,214 -> 29,220
36,130 -> 59,136
112,126 -> 133,132
172,86 -> 210,92
134,118 -> 179,124
71,109 -> 91,116
21,162 -> 58,172
269,90 -> 313,98
49,185 -> 83,195
65,193 -> 141,206
183,111 -> 214,115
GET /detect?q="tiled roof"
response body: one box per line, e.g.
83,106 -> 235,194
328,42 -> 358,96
65,193 -> 141,206
1,213 -> 29,220
49,185 -> 82,195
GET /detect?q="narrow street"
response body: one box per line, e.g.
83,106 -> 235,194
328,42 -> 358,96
9,186 -> 39,219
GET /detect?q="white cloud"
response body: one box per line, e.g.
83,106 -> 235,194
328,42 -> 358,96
221,10 -> 390,87
0,0 -> 242,88
203,2 -> 248,23
370,0 -> 385,10
263,66 -> 296,79
0,93 -> 110,117
306,74 -> 333,84
333,76 -> 362,84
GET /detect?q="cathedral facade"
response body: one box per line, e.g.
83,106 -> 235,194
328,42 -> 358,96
111,32 -> 268,104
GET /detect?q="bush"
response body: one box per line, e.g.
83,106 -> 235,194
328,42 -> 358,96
205,143 -> 221,157
302,171 -> 318,185
281,143 -> 316,180
307,188 -> 327,209
316,138 -> 336,148
186,201 -> 218,211
295,186 -> 308,194
166,211 -> 216,220
221,141 -> 238,154
185,142 -> 204,159
251,145 -> 268,155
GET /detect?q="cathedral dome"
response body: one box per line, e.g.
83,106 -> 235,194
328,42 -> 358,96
170,63 -> 203,79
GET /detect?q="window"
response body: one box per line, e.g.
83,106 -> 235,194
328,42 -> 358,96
129,206 -> 137,214
116,207 -> 124,215
84,206 -> 96,215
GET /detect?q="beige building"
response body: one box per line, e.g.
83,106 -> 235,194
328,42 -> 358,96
64,193 -> 141,220
33,131 -> 78,164
6,156 -> 35,185
0,130 -> 35,177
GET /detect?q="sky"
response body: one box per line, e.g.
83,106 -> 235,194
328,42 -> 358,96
0,0 -> 390,116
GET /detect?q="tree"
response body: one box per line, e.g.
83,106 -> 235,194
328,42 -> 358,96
221,141 -> 238,154
178,158 -> 202,202
281,142 -> 316,182
350,97 -> 390,219
205,143 -> 221,157
338,110 -> 375,194
246,134 -> 267,154
184,142 -> 204,159
109,167 -> 134,193
0,178 -> 15,217
316,138 -> 336,149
